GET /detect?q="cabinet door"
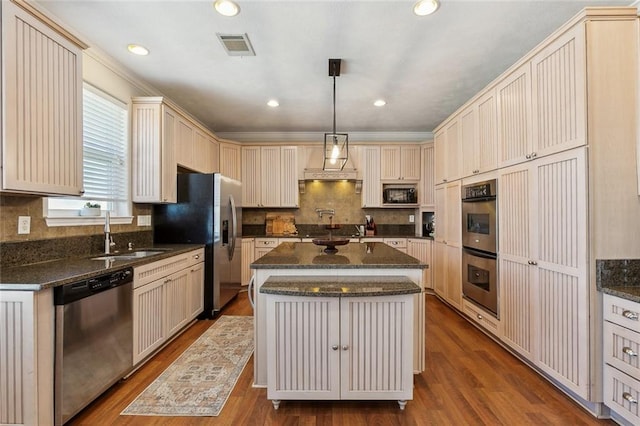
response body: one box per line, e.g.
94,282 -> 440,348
241,146 -> 262,207
260,147 -> 282,207
433,241 -> 447,298
209,137 -> 220,173
444,181 -> 461,246
175,115 -> 194,169
496,63 -> 533,168
434,130 -> 446,184
361,146 -> 381,207
460,105 -> 478,177
192,129 -> 211,173
401,146 -> 422,181
380,146 -> 401,180
445,244 -> 462,310
434,186 -> 446,243
266,295 -> 341,400
340,296 -> 414,400
420,144 -> 435,208
160,106 -> 178,202
498,162 -> 535,359
445,120 -> 461,182
241,238 -> 255,286
280,146 -> 299,207
531,24 -> 586,158
407,239 -> 432,289
477,90 -> 498,173
533,148 -> 588,397
133,279 -> 166,365
188,262 -> 204,320
2,2 -> 83,196
220,142 -> 241,180
165,268 -> 190,337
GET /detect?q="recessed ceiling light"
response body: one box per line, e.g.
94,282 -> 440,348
127,44 -> 149,56
267,100 -> 279,107
374,100 -> 386,107
413,0 -> 439,16
214,0 -> 240,17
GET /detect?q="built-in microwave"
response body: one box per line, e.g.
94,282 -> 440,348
382,184 -> 418,205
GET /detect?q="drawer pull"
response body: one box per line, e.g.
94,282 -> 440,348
622,347 -> 638,357
477,314 -> 483,320
342,345 -> 349,351
332,345 -> 339,351
622,310 -> 639,320
622,392 -> 637,404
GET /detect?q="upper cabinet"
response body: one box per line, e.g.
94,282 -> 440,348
461,90 -> 498,177
132,97 -> 219,203
241,146 -> 298,208
420,143 -> 435,208
361,146 -> 382,208
380,145 -> 421,181
434,118 -> 461,185
219,142 -> 241,180
1,1 -> 86,196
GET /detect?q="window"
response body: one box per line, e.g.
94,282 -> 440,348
46,84 -> 131,225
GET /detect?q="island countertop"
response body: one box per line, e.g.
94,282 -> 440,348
250,242 -> 428,270
260,275 -> 422,297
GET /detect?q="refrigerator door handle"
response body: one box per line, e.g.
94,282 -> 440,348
248,274 -> 256,308
228,194 -> 237,261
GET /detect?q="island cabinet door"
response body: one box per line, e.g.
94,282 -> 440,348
266,296 -> 341,400
340,296 -> 414,401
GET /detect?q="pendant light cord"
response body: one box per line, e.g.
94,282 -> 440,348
332,61 -> 336,135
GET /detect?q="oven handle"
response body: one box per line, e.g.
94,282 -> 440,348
461,196 -> 497,203
463,247 -> 497,259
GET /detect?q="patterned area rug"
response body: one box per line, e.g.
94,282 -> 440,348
121,315 -> 253,417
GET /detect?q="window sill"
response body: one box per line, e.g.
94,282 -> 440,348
45,216 -> 134,227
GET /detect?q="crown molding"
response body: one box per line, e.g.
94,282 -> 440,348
216,131 -> 433,143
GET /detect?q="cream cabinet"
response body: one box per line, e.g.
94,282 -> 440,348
380,145 -> 421,181
241,238 -> 255,286
461,90 -> 498,178
499,147 -> 588,397
266,294 -> 414,408
462,298 -> 500,336
407,238 -> 432,289
603,294 -> 640,426
219,142 -> 241,180
192,130 -> 219,173
433,181 -> 462,310
176,119 -> 219,173
1,1 -> 84,196
434,119 -> 461,184
242,146 -> 298,207
383,238 -> 407,253
132,249 -> 204,365
420,143 -> 435,208
175,115 -> 194,169
254,238 -> 279,260
361,146 -> 382,207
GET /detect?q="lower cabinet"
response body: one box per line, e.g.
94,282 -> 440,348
407,238 -> 432,289
132,249 -> 204,365
433,241 -> 462,310
265,294 -> 414,409
241,238 -> 255,286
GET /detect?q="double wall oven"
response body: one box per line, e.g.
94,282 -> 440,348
461,179 -> 498,317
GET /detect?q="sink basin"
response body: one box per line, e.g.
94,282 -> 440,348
91,250 -> 166,261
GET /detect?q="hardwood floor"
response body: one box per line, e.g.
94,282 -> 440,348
69,291 -> 615,425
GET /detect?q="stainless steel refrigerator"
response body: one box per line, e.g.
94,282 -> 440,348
153,173 -> 242,317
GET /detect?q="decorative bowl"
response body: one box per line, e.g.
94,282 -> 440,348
312,238 -> 350,254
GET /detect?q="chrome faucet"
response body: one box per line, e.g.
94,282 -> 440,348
315,208 -> 335,219
104,211 -> 115,254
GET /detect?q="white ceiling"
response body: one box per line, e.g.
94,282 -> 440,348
35,0 -> 634,142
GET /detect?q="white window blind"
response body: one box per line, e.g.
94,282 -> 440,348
82,84 -> 128,202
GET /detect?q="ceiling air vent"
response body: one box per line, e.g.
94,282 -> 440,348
216,33 -> 255,56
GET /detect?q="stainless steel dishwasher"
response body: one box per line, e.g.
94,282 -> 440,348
54,267 -> 133,425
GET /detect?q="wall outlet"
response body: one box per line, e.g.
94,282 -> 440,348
409,214 -> 415,223
137,215 -> 152,226
18,216 -> 31,234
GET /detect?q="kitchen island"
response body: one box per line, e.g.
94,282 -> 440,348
250,241 -> 428,388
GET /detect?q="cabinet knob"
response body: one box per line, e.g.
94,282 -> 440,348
623,392 -> 638,404
477,314 -> 483,320
332,345 -> 339,351
622,346 -> 638,357
194,254 -> 200,259
525,154 -> 531,160
622,310 -> 639,321
342,345 -> 349,351
531,152 -> 537,158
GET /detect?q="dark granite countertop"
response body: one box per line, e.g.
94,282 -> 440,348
251,242 -> 427,270
244,233 -> 433,241
597,259 -> 640,303
260,275 -> 422,297
0,244 -> 204,291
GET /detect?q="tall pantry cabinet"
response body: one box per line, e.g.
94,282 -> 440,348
433,7 -> 640,410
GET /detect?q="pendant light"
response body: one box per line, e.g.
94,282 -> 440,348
323,58 -> 348,171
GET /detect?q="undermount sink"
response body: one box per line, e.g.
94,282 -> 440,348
90,250 -> 166,261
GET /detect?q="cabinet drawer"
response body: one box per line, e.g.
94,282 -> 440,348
383,238 -> 407,248
187,248 -> 205,267
134,251 -> 193,288
604,294 -> 640,332
462,299 -> 500,336
255,238 -> 279,248
604,321 -> 640,379
604,364 -> 640,425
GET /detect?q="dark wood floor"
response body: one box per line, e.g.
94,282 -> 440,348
69,291 -> 615,425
